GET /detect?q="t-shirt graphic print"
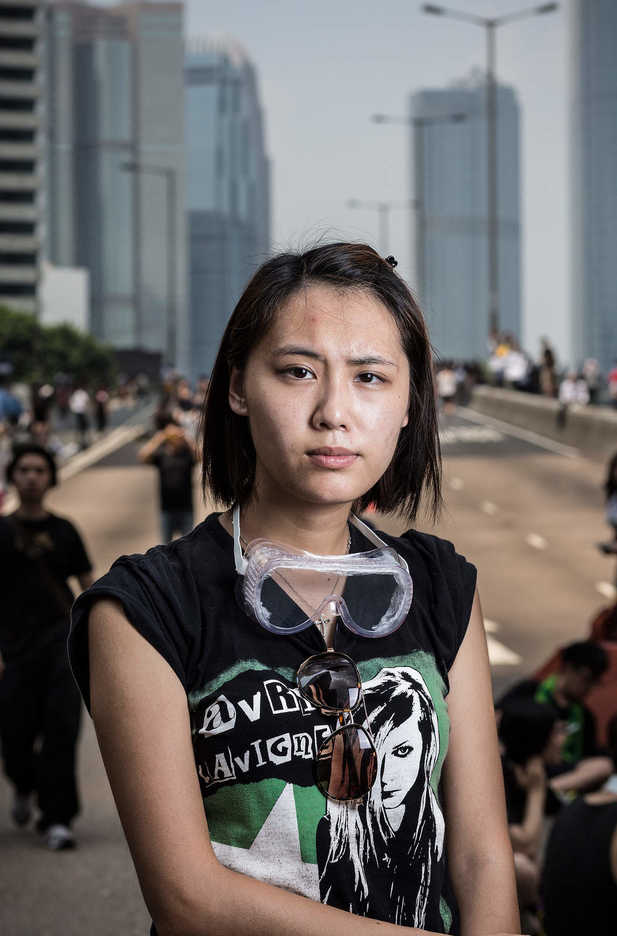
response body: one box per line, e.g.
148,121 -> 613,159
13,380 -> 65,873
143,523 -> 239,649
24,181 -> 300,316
189,651 -> 452,932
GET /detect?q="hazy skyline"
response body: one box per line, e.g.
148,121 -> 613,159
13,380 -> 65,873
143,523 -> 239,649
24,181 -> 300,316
95,0 -> 571,365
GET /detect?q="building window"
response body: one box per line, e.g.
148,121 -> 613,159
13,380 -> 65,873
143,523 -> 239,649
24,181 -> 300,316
0,190 -> 35,203
0,283 -> 36,296
0,221 -> 34,235
0,159 -> 35,173
0,5 -> 36,19
0,251 -> 36,265
0,37 -> 35,52
0,67 -> 34,81
0,97 -> 35,112
0,128 -> 34,142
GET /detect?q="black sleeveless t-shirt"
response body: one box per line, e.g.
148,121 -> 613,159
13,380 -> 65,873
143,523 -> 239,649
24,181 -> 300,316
69,513 -> 477,934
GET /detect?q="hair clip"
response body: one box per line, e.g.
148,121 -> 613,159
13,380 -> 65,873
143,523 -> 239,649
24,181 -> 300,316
384,255 -> 398,269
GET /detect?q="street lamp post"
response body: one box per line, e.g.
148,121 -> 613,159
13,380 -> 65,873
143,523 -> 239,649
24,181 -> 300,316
346,198 -> 418,256
421,3 -> 558,336
371,112 -> 466,298
121,161 -> 178,368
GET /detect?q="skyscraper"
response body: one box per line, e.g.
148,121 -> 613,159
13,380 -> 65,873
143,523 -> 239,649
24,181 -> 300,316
0,1 -> 45,315
411,71 -> 521,362
185,38 -> 270,379
45,1 -> 188,369
570,0 -> 617,373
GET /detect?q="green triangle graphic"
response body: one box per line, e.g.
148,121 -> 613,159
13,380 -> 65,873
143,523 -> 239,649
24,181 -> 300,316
207,777 -> 287,848
293,783 -> 326,864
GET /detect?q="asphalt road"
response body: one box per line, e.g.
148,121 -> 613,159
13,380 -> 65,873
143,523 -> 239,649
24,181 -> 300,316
1,407 -> 614,934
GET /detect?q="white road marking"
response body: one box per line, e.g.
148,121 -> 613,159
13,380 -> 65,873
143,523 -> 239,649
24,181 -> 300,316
596,581 -> 617,600
439,425 -> 504,444
59,425 -> 146,481
458,406 -> 580,458
486,635 -> 522,666
481,500 -> 498,515
526,533 -> 548,550
484,618 -> 499,633
448,476 -> 465,491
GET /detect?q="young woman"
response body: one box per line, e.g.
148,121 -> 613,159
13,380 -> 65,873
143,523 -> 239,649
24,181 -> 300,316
69,243 -> 520,936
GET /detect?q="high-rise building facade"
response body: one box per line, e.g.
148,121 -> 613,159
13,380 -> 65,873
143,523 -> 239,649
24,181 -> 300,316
570,0 -> 617,373
185,39 -> 270,379
0,1 -> 45,314
45,1 -> 188,369
411,71 -> 521,362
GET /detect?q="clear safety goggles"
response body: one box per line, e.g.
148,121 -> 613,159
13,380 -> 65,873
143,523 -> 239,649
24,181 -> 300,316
233,505 -> 413,638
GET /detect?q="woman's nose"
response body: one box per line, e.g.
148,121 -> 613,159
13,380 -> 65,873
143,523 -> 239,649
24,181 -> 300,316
311,378 -> 350,431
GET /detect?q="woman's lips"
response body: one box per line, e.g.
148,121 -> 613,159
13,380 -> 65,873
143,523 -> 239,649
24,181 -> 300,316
307,448 -> 358,469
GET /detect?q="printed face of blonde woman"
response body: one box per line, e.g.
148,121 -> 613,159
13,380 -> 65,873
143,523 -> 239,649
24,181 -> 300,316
380,712 -> 423,812
229,284 -> 410,509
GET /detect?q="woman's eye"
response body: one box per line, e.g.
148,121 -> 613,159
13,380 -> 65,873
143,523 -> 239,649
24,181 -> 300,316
356,372 -> 384,384
393,744 -> 413,758
284,366 -> 313,380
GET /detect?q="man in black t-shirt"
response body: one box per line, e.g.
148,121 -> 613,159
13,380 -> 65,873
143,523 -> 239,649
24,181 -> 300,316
0,444 -> 93,850
138,414 -> 196,543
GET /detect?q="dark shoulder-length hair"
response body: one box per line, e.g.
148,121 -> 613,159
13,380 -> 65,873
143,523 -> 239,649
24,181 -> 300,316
201,242 -> 442,522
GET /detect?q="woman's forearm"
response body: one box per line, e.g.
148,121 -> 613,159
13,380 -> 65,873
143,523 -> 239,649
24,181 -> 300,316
450,852 -> 520,936
154,862 -> 444,936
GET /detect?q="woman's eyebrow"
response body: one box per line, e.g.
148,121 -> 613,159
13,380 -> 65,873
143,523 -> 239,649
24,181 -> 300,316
272,345 -> 397,367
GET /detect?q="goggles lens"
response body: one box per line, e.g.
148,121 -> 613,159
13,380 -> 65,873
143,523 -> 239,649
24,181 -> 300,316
315,724 -> 377,802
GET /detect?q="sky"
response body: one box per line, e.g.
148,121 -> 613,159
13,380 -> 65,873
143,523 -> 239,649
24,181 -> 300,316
99,0 -> 572,364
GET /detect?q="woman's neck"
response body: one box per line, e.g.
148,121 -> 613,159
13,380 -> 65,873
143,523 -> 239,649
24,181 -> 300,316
222,495 -> 354,555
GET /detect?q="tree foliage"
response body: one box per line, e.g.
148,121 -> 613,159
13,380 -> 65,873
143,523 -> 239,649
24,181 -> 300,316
0,306 -> 117,386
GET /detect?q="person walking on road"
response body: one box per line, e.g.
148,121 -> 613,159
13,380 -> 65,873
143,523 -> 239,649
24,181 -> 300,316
69,244 -> 521,936
69,385 -> 91,450
138,414 -> 197,543
0,443 -> 94,850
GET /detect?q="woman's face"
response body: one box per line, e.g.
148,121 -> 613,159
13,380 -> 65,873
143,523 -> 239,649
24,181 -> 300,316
379,711 -> 423,811
230,283 -> 411,509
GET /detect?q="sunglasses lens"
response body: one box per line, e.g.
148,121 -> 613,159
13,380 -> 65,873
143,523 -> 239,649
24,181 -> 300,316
297,652 -> 360,713
315,725 -> 377,802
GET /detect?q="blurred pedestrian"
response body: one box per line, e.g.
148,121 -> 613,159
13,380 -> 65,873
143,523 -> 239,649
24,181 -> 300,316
608,359 -> 617,409
69,385 -> 91,450
497,641 -> 612,797
599,451 -> 617,559
539,338 -> 557,398
138,413 -> 197,543
582,357 -> 601,405
435,361 -> 457,413
94,387 -> 109,434
541,714 -> 617,935
0,443 -> 94,849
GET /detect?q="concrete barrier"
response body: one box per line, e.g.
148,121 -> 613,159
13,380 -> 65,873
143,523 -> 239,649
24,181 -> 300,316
469,385 -> 617,458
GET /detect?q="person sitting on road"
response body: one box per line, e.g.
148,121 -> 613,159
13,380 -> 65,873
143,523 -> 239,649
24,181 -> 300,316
498,698 -> 567,931
541,714 -> 617,936
497,641 -> 612,798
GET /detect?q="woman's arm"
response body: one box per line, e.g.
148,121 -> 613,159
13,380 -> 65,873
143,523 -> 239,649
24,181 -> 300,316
89,599 -> 453,936
441,588 -> 521,936
508,758 -> 546,859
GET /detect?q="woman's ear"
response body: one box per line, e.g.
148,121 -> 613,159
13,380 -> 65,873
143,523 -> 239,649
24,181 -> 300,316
229,366 -> 248,416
